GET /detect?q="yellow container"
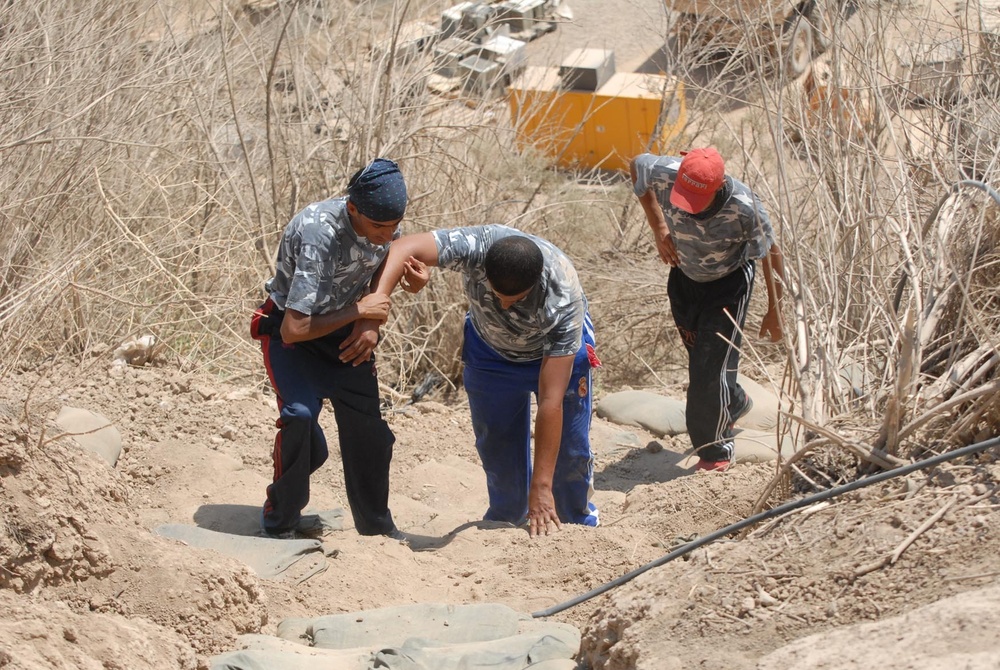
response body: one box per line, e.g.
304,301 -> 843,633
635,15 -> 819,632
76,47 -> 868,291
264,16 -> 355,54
508,66 -> 686,172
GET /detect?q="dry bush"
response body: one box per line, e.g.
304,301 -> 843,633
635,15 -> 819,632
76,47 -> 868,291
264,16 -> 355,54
0,0 -> 528,387
647,0 -> 1000,488
2,0 -> 999,487
786,4 -> 998,458
0,0 -> 299,375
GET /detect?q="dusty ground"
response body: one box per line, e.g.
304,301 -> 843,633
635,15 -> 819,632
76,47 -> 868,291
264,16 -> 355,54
1,353 -> 999,669
2,1 -> 1000,669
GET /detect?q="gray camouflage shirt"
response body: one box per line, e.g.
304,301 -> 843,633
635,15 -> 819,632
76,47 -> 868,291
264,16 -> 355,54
266,196 -> 398,314
632,153 -> 774,282
433,225 -> 587,362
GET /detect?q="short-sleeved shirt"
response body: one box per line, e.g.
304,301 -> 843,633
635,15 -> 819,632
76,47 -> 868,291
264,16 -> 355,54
433,225 -> 587,362
265,196 -> 399,314
632,153 -> 774,282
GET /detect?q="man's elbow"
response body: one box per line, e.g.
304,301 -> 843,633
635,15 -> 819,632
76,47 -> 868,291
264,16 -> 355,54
279,321 -> 307,343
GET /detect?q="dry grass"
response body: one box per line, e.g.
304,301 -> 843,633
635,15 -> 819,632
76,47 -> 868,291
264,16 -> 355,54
1,0 -> 998,482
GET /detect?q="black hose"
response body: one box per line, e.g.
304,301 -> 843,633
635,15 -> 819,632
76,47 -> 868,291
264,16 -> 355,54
954,179 -> 1000,205
532,436 -> 1000,618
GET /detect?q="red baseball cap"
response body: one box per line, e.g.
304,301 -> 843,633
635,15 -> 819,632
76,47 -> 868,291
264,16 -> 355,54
670,148 -> 725,214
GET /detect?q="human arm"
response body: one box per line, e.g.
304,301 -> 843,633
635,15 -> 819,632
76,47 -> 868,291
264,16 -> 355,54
279,292 -> 390,344
630,158 -> 678,267
372,232 -> 441,296
528,353 -> 575,537
759,243 -> 785,342
338,234 -> 439,363
338,257 -> 392,366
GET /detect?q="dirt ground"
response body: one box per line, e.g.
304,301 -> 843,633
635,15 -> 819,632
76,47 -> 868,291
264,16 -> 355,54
2,0 -> 1000,669
1,351 -> 999,668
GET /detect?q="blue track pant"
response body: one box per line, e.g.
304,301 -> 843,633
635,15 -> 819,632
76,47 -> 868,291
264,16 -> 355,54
461,315 -> 599,526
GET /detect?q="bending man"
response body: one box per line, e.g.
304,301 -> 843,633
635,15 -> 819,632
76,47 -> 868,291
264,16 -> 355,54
631,148 -> 784,472
376,225 -> 600,537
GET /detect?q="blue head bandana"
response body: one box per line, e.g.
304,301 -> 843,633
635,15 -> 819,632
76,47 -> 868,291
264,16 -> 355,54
347,158 -> 407,222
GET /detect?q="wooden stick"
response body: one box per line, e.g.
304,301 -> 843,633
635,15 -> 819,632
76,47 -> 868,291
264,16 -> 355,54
943,570 -> 1000,583
890,497 -> 956,565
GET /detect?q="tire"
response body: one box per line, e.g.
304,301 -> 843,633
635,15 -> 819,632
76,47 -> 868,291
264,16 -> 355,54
782,14 -> 813,78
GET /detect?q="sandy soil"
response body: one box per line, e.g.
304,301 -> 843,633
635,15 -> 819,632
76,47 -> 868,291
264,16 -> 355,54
2,1 -> 1000,669
1,354 -> 998,669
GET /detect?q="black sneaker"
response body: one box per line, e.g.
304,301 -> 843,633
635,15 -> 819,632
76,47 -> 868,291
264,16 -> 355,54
258,527 -> 308,540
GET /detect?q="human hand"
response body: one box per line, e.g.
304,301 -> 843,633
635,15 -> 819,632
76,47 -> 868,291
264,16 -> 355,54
400,256 -> 430,293
340,319 -> 380,365
655,233 -> 679,267
527,486 -> 562,538
759,307 -> 783,342
356,293 -> 390,323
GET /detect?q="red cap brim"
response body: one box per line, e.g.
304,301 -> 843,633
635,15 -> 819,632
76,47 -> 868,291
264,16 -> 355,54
670,182 -> 713,214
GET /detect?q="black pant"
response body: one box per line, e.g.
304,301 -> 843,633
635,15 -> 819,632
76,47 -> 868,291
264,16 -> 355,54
251,300 -> 396,535
668,263 -> 755,462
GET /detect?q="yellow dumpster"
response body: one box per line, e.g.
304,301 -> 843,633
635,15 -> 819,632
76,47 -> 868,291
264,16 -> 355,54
508,66 -> 686,172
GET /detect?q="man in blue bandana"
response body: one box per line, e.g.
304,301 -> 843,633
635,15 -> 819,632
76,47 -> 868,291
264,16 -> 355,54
251,158 -> 408,538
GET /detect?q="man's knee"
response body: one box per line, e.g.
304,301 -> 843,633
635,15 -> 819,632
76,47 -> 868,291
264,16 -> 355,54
280,402 -> 317,425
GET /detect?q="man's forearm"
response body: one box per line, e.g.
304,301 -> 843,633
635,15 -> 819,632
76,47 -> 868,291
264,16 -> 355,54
532,355 -> 574,489
279,304 -> 360,343
531,404 -> 562,490
374,249 -> 409,296
762,243 -> 784,309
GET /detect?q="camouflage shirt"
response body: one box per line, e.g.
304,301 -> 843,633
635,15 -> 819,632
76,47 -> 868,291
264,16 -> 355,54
266,196 -> 399,314
433,225 -> 587,362
632,153 -> 774,282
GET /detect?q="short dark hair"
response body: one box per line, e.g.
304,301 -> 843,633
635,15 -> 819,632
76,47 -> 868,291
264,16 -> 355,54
485,235 -> 543,296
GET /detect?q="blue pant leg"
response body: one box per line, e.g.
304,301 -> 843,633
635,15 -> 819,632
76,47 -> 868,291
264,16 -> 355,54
260,337 -> 328,533
462,319 -> 534,524
551,322 -> 599,526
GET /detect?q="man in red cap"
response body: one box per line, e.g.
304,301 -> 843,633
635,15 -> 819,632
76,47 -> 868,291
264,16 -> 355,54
630,148 -> 784,472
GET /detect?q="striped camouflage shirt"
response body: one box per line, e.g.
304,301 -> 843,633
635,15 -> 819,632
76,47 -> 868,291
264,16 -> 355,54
266,196 -> 399,314
433,225 -> 586,362
632,153 -> 774,282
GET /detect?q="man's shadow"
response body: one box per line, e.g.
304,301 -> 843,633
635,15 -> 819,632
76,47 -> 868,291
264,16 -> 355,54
594,444 -> 692,492
193,503 -> 262,536
192,504 -> 511,553
397,520 -> 520,552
